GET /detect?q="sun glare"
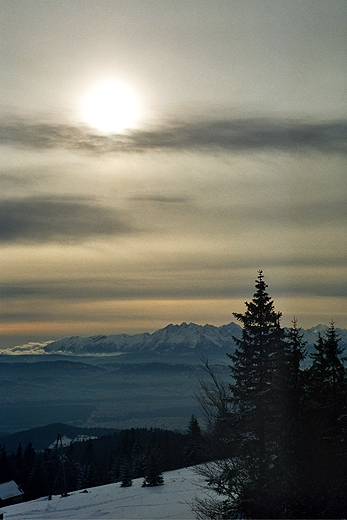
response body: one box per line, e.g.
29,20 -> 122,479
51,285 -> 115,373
82,81 -> 140,133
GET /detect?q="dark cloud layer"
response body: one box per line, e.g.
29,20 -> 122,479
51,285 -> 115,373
0,195 -> 135,243
1,116 -> 346,155
1,273 -> 346,307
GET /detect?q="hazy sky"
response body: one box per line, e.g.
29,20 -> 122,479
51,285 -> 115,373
1,0 -> 346,348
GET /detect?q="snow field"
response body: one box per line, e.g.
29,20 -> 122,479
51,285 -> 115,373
1,466 -> 207,519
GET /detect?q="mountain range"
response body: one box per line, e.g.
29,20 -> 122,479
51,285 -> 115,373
1,322 -> 346,435
3,322 -> 347,357
44,322 -> 242,356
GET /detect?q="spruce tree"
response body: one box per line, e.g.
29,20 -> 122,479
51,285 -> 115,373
184,415 -> 204,466
310,322 -> 346,435
228,269 -> 285,462
131,439 -> 146,479
81,440 -> 99,489
283,317 -> 307,444
323,321 -> 346,425
195,271 -> 299,518
120,460 -> 133,487
0,445 -> 12,483
22,442 -> 37,494
142,448 -> 164,487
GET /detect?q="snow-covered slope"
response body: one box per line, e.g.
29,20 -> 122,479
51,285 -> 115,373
44,331 -> 151,355
1,467 -> 208,519
47,434 -> 97,450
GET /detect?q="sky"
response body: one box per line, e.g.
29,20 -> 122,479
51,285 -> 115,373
1,0 -> 347,348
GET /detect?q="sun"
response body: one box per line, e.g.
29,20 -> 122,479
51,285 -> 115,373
82,81 -> 140,134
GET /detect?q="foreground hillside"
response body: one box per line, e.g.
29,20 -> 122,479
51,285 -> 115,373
1,466 -> 207,519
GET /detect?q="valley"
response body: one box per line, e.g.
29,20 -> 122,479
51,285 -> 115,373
0,354 -> 230,434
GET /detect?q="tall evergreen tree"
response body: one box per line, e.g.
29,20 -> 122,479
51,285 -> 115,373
184,415 -> 204,466
81,440 -> 99,489
130,439 -> 146,479
228,269 -> 285,462
22,442 -> 37,495
310,322 -> 346,435
283,318 -> 307,442
11,443 -> 24,486
194,272 -> 318,519
323,321 -> 346,424
194,274 -> 347,518
0,445 -> 12,483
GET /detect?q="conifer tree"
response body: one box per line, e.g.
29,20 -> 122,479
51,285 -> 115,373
11,443 -> 24,486
184,415 -> 204,466
323,321 -> 346,421
22,442 -> 37,494
228,269 -> 285,462
0,445 -> 12,483
194,274 -> 347,518
310,322 -> 346,435
81,440 -> 99,489
142,448 -> 164,487
131,439 -> 146,479
27,452 -> 49,500
283,317 -> 307,445
194,272 -> 309,518
119,460 -> 133,487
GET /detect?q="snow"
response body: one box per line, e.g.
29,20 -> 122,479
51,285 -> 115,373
1,467 -> 208,519
0,481 -> 24,501
48,434 -> 97,449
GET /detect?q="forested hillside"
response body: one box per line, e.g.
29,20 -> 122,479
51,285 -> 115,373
0,421 -> 208,501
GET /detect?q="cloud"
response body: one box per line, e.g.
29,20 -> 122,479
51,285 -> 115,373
2,253 -> 346,305
0,341 -> 53,356
0,195 -> 136,244
130,194 -> 190,204
1,115 -> 346,155
226,197 -> 347,229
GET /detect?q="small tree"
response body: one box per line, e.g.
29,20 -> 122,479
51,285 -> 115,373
119,460 -> 132,487
142,448 -> 164,487
195,358 -> 234,459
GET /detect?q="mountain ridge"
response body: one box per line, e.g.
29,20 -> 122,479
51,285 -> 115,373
2,321 -> 346,357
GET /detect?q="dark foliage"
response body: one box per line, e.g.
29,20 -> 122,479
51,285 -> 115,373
194,271 -> 347,519
142,448 -> 164,487
120,460 -> 133,487
0,426 -> 204,502
184,414 -> 205,466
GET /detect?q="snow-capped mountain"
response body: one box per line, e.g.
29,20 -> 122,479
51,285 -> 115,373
3,322 -> 347,357
44,331 -> 151,355
43,322 -> 242,356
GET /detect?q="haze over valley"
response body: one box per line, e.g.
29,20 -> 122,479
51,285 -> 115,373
1,320 -> 346,435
